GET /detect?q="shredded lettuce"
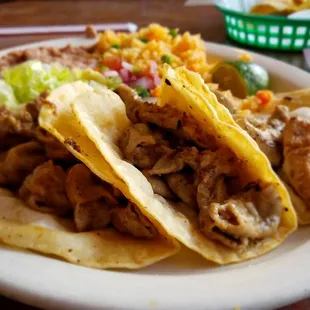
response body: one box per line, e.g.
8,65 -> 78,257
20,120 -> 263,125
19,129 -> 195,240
0,80 -> 19,109
1,60 -> 122,107
3,60 -> 76,103
78,69 -> 121,90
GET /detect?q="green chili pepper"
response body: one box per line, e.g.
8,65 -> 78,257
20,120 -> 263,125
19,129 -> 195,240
135,86 -> 150,98
161,55 -> 172,64
168,28 -> 179,38
111,44 -> 120,49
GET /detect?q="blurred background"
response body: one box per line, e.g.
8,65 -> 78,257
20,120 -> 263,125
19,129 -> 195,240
0,0 -> 309,70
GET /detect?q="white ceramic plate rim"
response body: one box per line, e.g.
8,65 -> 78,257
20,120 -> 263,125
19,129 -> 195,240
0,37 -> 310,310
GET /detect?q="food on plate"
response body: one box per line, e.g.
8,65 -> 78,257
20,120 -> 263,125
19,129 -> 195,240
250,0 -> 310,16
96,23 -> 212,91
0,24 -> 215,105
0,23 -> 308,268
1,24 -> 212,268
59,65 -> 296,264
0,60 -> 123,108
0,80 -> 180,269
0,44 -> 100,72
235,89 -> 310,224
211,61 -> 270,99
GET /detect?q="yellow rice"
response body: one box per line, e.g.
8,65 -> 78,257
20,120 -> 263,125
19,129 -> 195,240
96,23 -> 213,81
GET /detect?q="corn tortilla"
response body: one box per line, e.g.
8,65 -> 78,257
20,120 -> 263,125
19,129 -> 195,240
0,81 -> 180,270
48,69 -> 297,264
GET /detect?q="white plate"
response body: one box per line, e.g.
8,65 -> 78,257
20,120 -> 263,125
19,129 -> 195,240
0,38 -> 310,310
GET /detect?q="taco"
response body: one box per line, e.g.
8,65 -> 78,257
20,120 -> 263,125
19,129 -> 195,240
236,89 -> 310,225
0,81 -> 179,269
45,66 -> 297,264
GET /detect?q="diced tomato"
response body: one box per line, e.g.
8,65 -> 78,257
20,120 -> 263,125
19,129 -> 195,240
256,90 -> 273,105
135,61 -> 158,78
136,67 -> 151,78
150,86 -> 161,98
103,55 -> 122,71
145,33 -> 157,41
187,64 -> 196,72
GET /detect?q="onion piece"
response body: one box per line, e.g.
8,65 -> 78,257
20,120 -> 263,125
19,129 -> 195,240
119,68 -> 130,83
153,74 -> 161,87
122,61 -> 134,71
130,76 -> 154,90
149,60 -> 158,75
103,70 -> 119,77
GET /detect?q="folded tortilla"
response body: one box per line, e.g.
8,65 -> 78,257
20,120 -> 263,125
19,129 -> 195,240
278,171 -> 310,225
48,67 -> 297,264
271,89 -> 310,112
237,89 -> 310,225
0,81 -> 179,269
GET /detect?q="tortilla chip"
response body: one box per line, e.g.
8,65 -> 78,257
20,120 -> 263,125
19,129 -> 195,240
0,81 -> 179,270
66,67 -> 296,264
250,0 -> 296,15
250,0 -> 310,15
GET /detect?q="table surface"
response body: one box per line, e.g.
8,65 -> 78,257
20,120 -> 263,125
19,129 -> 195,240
0,0 -> 309,309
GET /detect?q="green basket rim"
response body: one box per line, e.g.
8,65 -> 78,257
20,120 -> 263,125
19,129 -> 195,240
216,5 -> 310,24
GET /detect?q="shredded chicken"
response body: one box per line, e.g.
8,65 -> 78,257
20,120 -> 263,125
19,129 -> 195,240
148,147 -> 199,175
235,105 -> 290,167
116,84 -> 285,249
119,123 -> 171,169
74,200 -> 111,232
270,104 -> 290,123
19,160 -> 71,216
65,164 -> 118,231
116,84 -> 180,126
36,128 -> 75,161
197,149 -> 282,249
282,110 -> 310,207
213,89 -> 240,114
0,94 -> 48,150
0,105 -> 36,150
196,149 -> 236,207
66,164 -> 157,237
0,153 -> 6,185
66,164 -> 120,207
116,84 -> 218,149
0,141 -> 47,186
200,185 -> 282,249
111,202 -> 158,239
165,172 -> 197,207
142,170 -> 176,200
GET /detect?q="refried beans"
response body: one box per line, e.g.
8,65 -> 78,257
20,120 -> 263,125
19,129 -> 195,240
0,44 -> 100,73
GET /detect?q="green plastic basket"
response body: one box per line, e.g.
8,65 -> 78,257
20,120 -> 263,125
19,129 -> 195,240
215,3 -> 310,51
